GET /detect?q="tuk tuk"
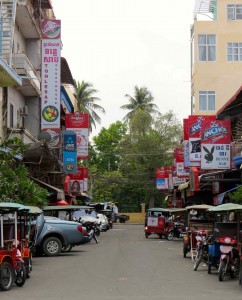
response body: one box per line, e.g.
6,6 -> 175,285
144,208 -> 173,239
208,203 -> 242,282
182,204 -> 214,260
0,202 -> 28,291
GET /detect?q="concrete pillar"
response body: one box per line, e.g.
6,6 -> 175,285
141,203 -> 146,214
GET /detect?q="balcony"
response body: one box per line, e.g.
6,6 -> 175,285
16,0 -> 41,38
13,53 -> 40,96
0,57 -> 22,87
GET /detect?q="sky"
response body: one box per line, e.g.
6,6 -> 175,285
52,0 -> 195,136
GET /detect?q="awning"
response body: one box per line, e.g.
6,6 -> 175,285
178,181 -> 189,191
0,58 -> 22,87
30,177 -> 65,200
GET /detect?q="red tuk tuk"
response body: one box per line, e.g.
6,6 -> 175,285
144,208 -> 173,239
0,203 -> 27,291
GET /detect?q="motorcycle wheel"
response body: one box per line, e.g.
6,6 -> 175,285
183,245 -> 188,258
166,231 -> 174,241
62,244 -> 73,253
194,249 -> 202,271
95,228 -> 101,236
93,234 -> 99,244
0,262 -> 14,291
25,253 -> 32,279
15,264 -> 26,287
219,260 -> 226,282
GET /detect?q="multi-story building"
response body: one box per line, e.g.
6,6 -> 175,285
191,0 -> 242,115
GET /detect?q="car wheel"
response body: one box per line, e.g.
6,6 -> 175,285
43,237 -> 62,256
0,262 -> 14,291
120,219 -> 125,223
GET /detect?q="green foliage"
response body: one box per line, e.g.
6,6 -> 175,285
227,186 -> 242,205
74,80 -> 105,132
120,85 -> 160,124
92,121 -> 127,172
0,138 -> 48,206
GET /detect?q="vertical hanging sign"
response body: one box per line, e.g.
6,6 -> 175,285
65,112 -> 89,159
62,130 -> 77,174
41,19 -> 61,130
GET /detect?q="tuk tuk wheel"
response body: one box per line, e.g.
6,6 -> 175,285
62,244 -> 73,253
15,264 -> 26,287
25,254 -> 32,279
218,260 -> 226,282
166,232 -> 174,241
183,245 -> 189,258
0,262 -> 14,291
145,233 -> 149,238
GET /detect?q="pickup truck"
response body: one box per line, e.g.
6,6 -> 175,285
32,214 -> 88,256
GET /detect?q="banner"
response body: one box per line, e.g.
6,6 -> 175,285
188,115 -> 216,162
156,167 -> 169,190
174,148 -> 190,178
65,112 -> 89,159
41,19 -> 61,130
201,120 -> 231,170
62,130 -> 77,174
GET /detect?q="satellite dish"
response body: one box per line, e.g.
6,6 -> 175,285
38,131 -> 51,142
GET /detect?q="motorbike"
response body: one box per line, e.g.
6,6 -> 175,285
166,222 -> 186,240
218,236 -> 239,281
193,232 -> 212,271
79,219 -> 99,243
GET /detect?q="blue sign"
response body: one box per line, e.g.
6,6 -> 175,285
62,130 -> 77,174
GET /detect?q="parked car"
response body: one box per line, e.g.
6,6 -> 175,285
114,214 -> 130,223
97,213 -> 109,231
31,214 -> 88,256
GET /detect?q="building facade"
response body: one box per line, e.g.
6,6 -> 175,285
191,0 -> 242,115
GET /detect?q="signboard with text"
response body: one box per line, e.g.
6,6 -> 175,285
62,130 -> 77,174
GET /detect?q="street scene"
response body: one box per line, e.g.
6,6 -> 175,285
1,0 -> 242,297
0,224 -> 241,300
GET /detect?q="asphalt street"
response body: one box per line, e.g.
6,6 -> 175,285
1,224 -> 242,300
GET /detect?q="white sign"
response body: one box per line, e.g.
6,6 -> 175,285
147,217 -> 158,227
201,144 -> 230,169
41,39 -> 61,129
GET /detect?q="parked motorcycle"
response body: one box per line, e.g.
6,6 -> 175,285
193,233 -> 212,271
166,222 -> 186,241
79,219 -> 99,243
218,236 -> 239,281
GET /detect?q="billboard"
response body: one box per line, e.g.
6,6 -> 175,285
201,120 -> 231,170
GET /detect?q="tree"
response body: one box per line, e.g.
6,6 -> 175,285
0,138 -> 48,206
74,80 -> 105,132
227,186 -> 242,205
120,85 -> 160,124
91,121 -> 127,172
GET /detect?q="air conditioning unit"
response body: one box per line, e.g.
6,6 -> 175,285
20,106 -> 28,117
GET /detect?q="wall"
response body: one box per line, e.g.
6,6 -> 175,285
124,203 -> 146,224
192,0 -> 242,115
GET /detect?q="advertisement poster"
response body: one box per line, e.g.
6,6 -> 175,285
62,130 -> 77,174
201,120 -> 231,170
65,112 -> 89,159
69,167 -> 84,194
188,115 -> 216,162
184,140 -> 200,168
174,148 -> 190,178
41,19 -> 61,130
156,167 -> 169,190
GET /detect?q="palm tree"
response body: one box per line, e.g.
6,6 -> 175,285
74,81 -> 105,132
120,85 -> 160,123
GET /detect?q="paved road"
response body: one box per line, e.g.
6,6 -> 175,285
1,224 -> 242,299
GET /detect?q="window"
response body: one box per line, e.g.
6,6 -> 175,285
227,43 -> 242,61
227,5 -> 242,20
198,34 -> 216,61
10,103 -> 14,127
199,91 -> 215,111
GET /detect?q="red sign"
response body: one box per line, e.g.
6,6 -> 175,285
69,167 -> 84,194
